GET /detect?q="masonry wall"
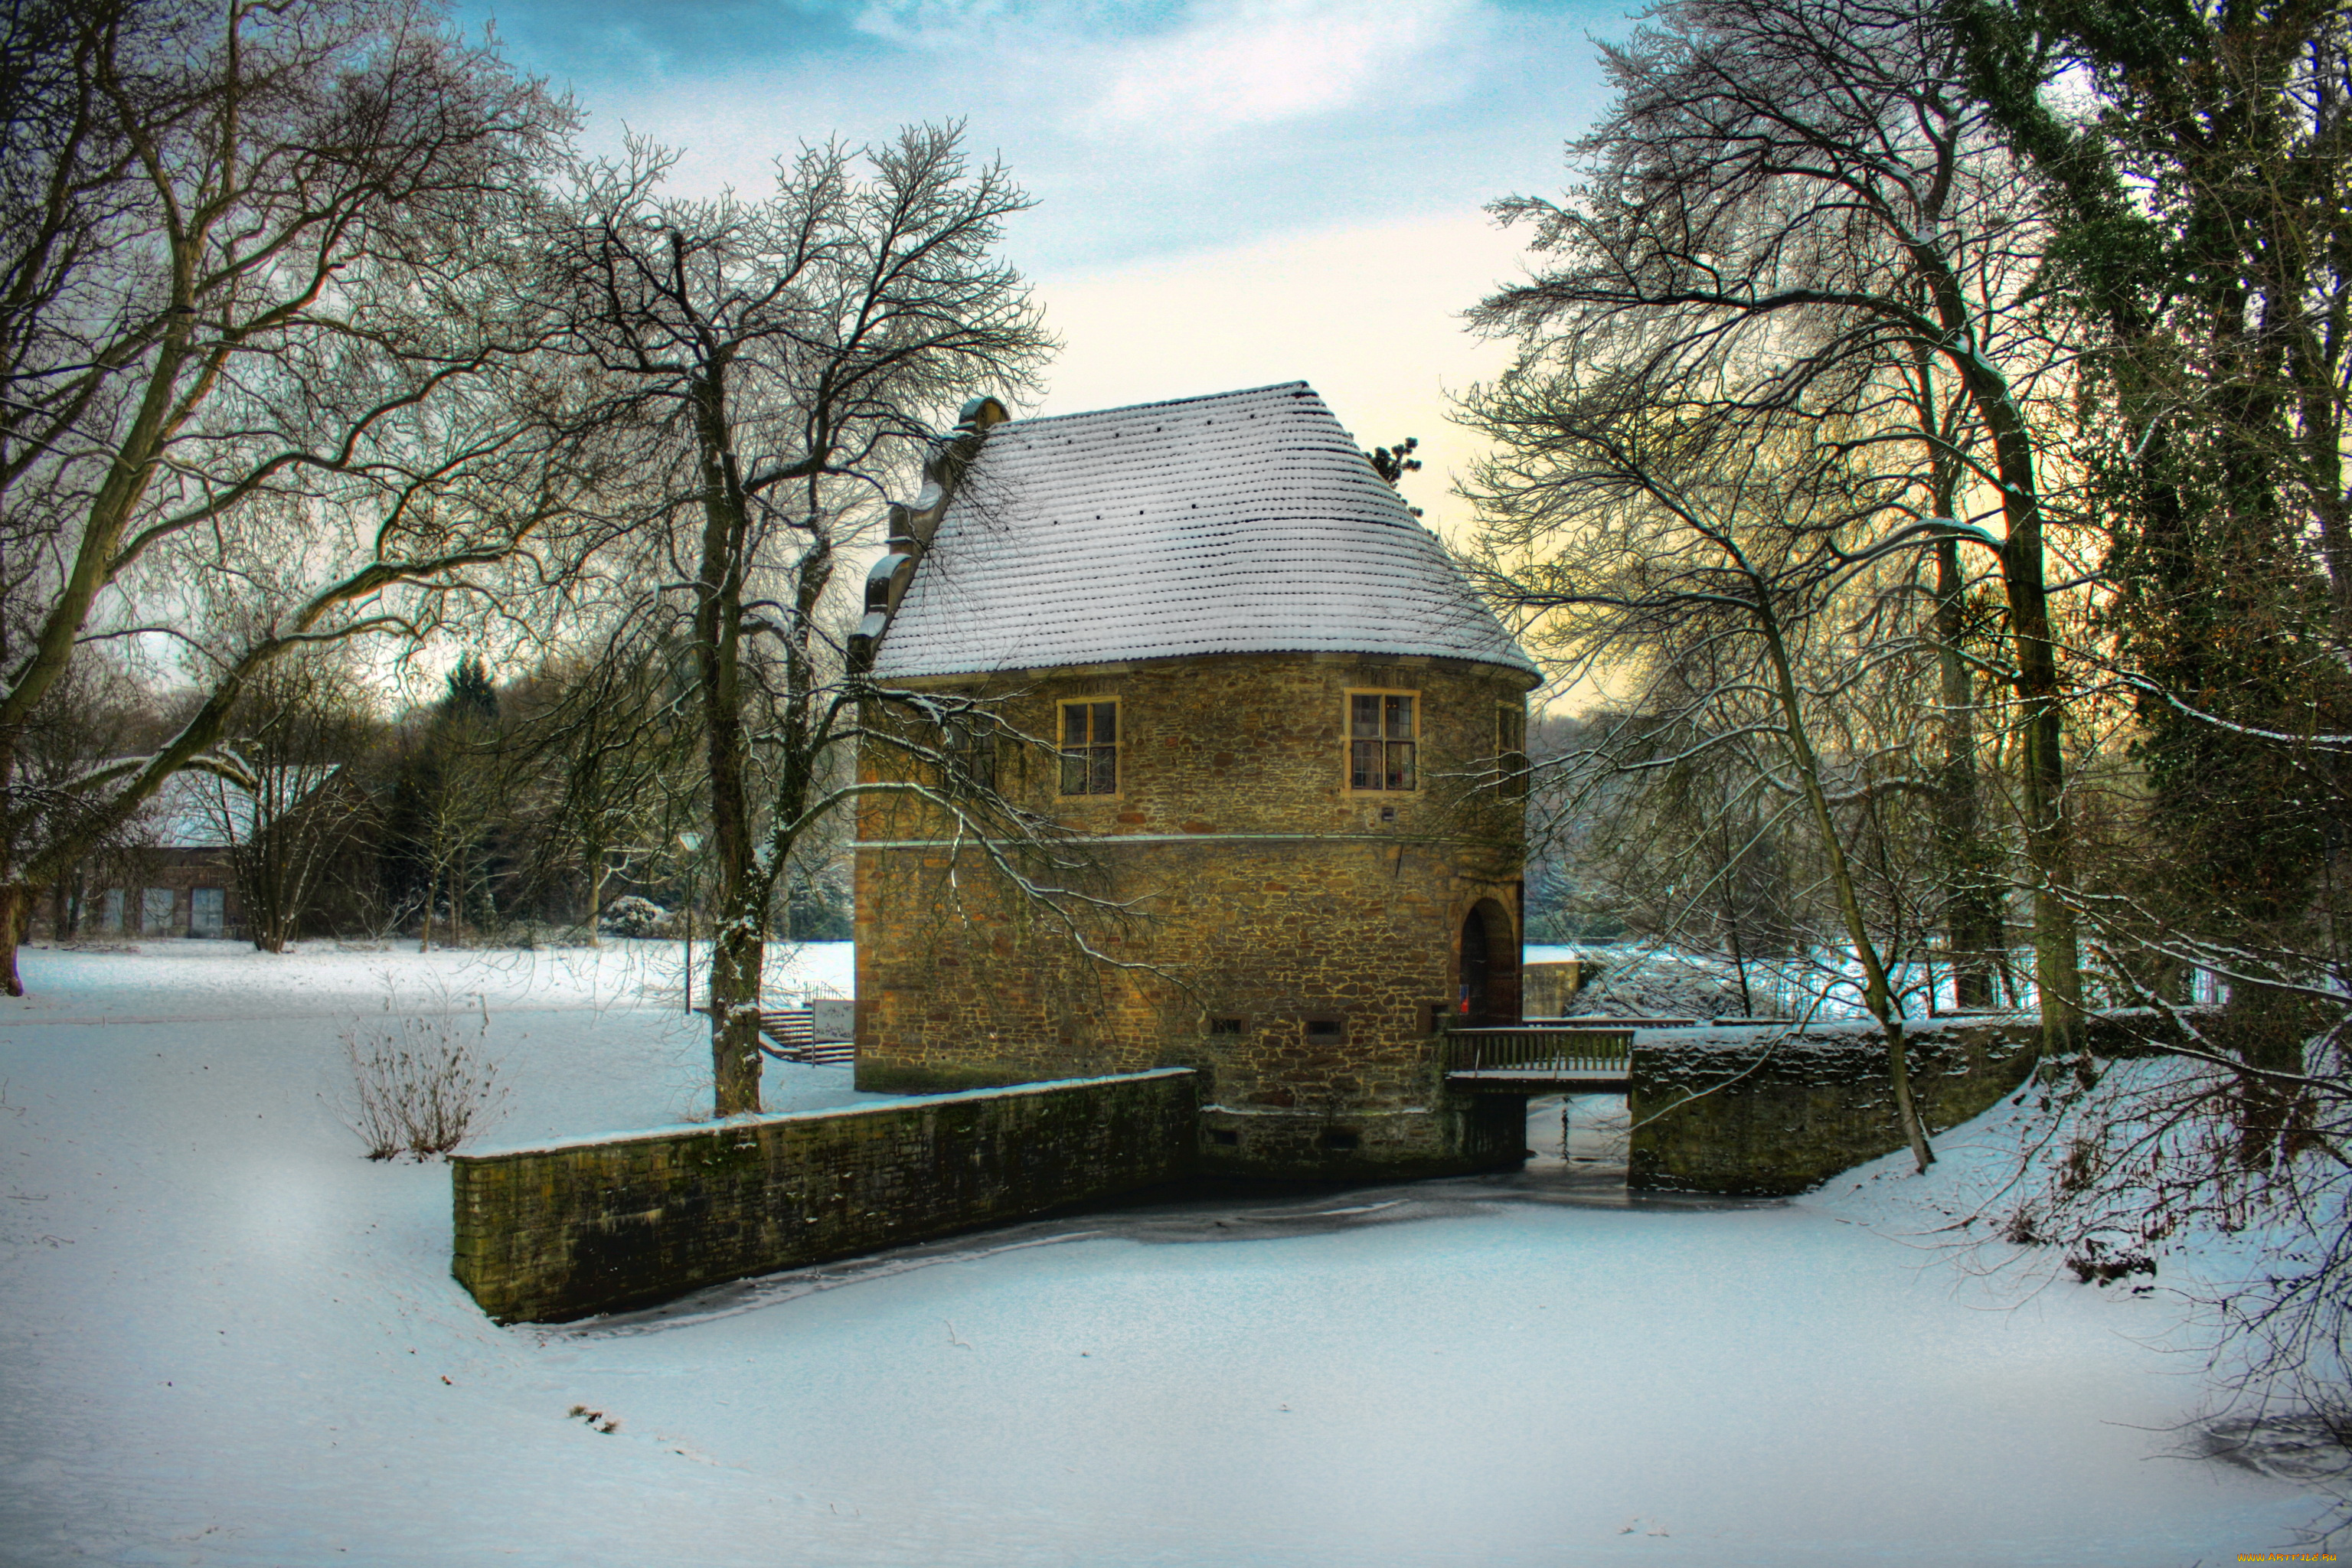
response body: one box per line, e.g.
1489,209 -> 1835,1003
33,848 -> 241,940
1627,1011 -> 2180,1196
854,652 -> 1534,1176
450,1069 -> 1199,1323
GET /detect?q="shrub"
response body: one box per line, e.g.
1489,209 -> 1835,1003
335,1011 -> 509,1161
597,896 -> 671,938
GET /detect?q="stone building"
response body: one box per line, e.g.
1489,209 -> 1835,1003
34,772 -> 242,940
38,767 -> 354,942
851,382 -> 1540,1177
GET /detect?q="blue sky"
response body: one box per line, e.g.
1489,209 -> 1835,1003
446,0 -> 1639,534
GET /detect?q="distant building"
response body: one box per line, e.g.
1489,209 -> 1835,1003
39,766 -> 351,942
852,382 -> 1539,1177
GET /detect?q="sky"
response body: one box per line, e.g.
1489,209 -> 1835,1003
443,0 -> 1642,544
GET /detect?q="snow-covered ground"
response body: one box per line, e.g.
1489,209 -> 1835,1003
0,942 -> 2331,1566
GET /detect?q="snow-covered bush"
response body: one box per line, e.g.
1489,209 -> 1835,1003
1560,949 -> 1752,1019
597,896 -> 672,938
333,1014 -> 509,1161
1973,1040 -> 2352,1483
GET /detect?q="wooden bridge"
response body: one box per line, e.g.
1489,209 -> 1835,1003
749,1009 -> 1674,1087
1439,1024 -> 1638,1093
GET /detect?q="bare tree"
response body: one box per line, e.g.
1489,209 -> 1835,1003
0,0 -> 575,992
381,656 -> 507,951
194,648 -> 374,952
1470,398 -> 1955,1168
1573,716 -> 1811,1015
537,124 -> 1055,1113
505,639 -> 694,941
1468,0 -> 2086,1059
16,648 -> 155,939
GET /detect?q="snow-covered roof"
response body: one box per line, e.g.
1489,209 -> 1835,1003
141,766 -> 339,849
868,382 -> 1536,680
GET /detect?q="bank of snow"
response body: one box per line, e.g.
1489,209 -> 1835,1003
0,944 -> 2329,1566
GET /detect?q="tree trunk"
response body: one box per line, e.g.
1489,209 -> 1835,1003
691,361 -> 766,1116
586,853 -> 606,947
246,831 -> 287,954
2007,531 -> 2083,1063
0,883 -> 29,997
1909,243 -> 2084,1058
1959,354 -> 2082,1060
1726,905 -> 1753,1015
707,867 -> 766,1116
1882,1018 -> 1932,1168
257,887 -> 289,955
1758,596 -> 1935,1171
1933,536 -> 2004,1009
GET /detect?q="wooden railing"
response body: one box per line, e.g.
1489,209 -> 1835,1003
1439,1024 -> 1633,1076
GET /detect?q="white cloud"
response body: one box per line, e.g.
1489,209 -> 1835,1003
849,0 -> 1033,47
544,0 -> 1589,270
1080,0 -> 1474,137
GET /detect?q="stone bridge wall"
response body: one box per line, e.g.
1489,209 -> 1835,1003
451,1069 -> 1198,1323
1627,1011 -> 2180,1196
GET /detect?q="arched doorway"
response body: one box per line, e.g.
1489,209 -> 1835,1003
1458,897 -> 1521,1026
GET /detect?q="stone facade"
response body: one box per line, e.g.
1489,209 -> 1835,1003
37,846 -> 242,940
451,1069 -> 1200,1323
855,652 -> 1536,1178
1522,961 -> 1587,1018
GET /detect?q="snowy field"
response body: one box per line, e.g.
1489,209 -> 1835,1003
0,941 -> 2334,1566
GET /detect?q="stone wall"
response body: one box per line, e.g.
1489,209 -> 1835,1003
852,651 -> 1534,1175
1627,1011 -> 2177,1196
1522,962 -> 1586,1018
450,1069 -> 1198,1324
1194,1094 -> 1527,1179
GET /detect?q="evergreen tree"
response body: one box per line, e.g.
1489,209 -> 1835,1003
1364,438 -> 1426,517
1952,0 -> 2352,1007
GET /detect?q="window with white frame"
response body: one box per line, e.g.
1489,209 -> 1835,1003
1347,690 -> 1416,791
1058,699 -> 1119,795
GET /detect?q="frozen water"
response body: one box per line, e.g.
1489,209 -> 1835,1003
0,942 -> 2330,1565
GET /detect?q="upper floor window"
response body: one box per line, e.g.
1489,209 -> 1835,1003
1059,699 -> 1119,795
1348,691 -> 1416,791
